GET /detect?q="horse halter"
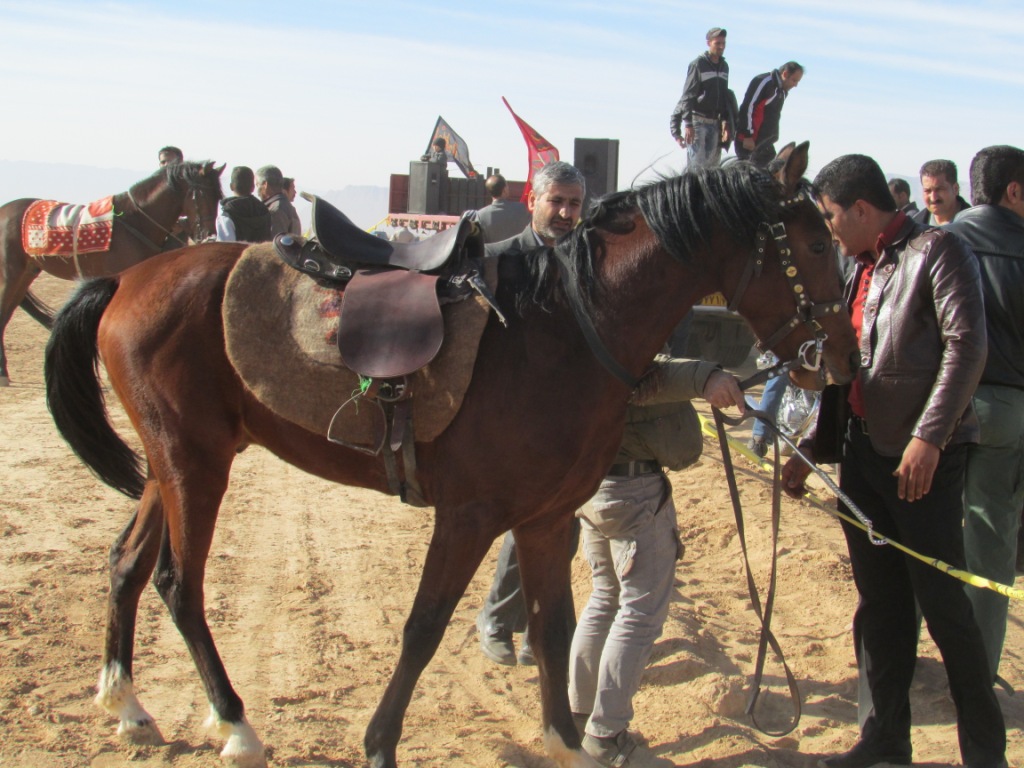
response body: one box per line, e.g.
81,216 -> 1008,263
184,184 -> 219,243
125,180 -> 216,250
729,191 -> 844,385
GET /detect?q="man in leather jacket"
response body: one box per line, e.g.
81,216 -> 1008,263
782,154 -> 1006,768
944,144 -> 1024,687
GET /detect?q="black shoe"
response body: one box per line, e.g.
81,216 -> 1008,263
818,740 -> 912,768
476,613 -> 516,666
582,730 -> 638,767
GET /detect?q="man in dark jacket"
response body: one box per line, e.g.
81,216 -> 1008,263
783,154 -> 1006,768
476,161 -> 587,667
888,178 -> 918,215
945,144 -> 1024,687
912,158 -> 969,225
669,27 -> 734,170
734,62 -> 804,167
216,166 -> 272,243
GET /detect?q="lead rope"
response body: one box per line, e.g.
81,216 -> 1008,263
713,405 -> 801,736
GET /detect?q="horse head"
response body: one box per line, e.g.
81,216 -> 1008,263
179,161 -> 225,244
719,142 -> 858,389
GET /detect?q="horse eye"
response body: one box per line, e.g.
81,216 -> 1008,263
811,241 -> 828,255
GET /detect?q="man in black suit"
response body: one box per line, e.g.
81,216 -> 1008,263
476,160 -> 586,666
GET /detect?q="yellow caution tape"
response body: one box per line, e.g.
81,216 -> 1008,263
696,414 -> 1024,601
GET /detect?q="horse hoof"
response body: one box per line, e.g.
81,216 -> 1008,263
220,742 -> 268,768
205,708 -> 267,768
117,717 -> 164,745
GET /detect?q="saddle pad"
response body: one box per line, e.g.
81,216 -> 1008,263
23,196 -> 115,257
222,243 -> 496,448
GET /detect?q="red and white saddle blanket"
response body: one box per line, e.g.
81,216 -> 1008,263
22,196 -> 115,257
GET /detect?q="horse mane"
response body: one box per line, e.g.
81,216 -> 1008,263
506,162 -> 782,316
123,161 -> 222,198
163,160 -> 222,194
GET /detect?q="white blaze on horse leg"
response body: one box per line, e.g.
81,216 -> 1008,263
94,661 -> 163,744
544,725 -> 601,767
204,704 -> 267,768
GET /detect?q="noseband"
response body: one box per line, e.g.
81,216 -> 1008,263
730,191 -> 845,389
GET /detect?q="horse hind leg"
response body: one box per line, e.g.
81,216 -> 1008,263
94,480 -> 165,745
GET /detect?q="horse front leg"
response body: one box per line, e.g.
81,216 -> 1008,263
94,481 -> 165,745
516,516 -> 600,768
150,456 -> 265,768
364,508 -> 496,768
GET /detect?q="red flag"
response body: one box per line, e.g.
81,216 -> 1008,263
502,97 -> 559,202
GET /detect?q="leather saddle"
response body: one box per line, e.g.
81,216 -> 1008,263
274,193 -> 493,380
273,194 -> 503,505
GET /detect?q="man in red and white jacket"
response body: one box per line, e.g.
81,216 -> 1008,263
734,62 -> 804,167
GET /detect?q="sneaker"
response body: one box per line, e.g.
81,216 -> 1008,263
747,437 -> 768,458
476,613 -> 516,666
817,739 -> 912,768
582,730 -> 638,767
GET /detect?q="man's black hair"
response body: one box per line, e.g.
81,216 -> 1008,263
969,145 -> 1024,206
919,159 -> 958,185
814,154 -> 896,212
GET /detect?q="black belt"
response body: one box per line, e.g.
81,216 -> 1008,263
607,460 -> 661,477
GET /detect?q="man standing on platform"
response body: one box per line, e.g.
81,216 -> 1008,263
669,27 -> 734,170
734,62 -> 804,167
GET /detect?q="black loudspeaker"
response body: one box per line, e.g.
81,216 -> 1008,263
574,138 -> 619,203
408,161 -> 444,214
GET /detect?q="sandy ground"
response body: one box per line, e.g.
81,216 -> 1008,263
0,274 -> 1020,768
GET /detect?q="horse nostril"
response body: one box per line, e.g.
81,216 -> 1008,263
849,350 -> 861,372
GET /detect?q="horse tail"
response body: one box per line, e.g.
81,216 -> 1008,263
44,278 -> 146,500
20,290 -> 56,330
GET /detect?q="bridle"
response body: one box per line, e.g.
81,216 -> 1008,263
731,190 -> 845,392
182,183 -> 219,243
120,177 -> 218,252
559,188 -> 845,392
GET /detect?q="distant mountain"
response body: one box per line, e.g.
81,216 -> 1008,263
0,159 -> 145,205
0,160 -> 390,234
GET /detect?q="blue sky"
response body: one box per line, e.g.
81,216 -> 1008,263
1,1 -> 1021,208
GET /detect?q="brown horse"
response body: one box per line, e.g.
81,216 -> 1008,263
0,160 -> 224,385
44,144 -> 858,767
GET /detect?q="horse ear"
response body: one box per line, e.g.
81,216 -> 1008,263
779,141 -> 809,195
214,163 -> 226,178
